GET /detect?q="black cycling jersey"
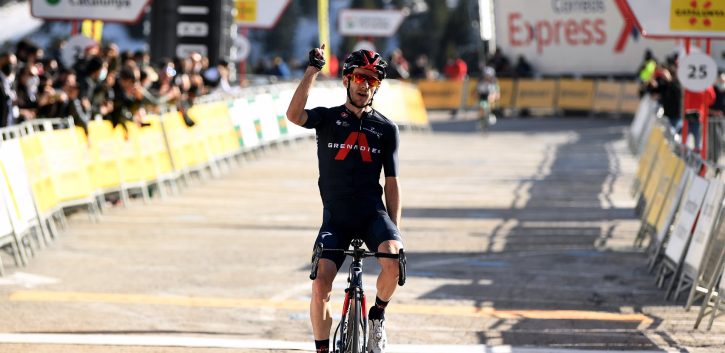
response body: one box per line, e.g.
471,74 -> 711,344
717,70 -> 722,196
303,105 -> 399,204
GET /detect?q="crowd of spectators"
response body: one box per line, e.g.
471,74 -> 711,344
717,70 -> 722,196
641,49 -> 725,158
0,39 -> 233,134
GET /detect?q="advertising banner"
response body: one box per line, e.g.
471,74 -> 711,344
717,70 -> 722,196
558,79 -> 595,110
664,173 -> 709,262
31,0 -> 150,23
493,0 -> 678,74
515,79 -> 557,109
684,179 -> 725,271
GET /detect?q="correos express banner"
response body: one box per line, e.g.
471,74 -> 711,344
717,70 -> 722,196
493,0 -> 678,74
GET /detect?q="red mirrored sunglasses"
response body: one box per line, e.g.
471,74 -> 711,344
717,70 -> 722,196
349,73 -> 381,88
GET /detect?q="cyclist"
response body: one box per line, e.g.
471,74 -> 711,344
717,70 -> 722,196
286,45 -> 404,353
476,66 -> 499,131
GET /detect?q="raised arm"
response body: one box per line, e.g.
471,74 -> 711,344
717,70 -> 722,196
286,45 -> 326,127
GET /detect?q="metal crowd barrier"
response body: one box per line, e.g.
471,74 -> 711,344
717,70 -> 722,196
628,96 -> 725,330
0,80 -> 430,276
414,77 -> 641,117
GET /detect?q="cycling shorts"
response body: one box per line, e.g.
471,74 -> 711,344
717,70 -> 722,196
313,198 -> 403,270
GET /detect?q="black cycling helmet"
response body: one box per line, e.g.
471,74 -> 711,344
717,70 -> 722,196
342,50 -> 388,81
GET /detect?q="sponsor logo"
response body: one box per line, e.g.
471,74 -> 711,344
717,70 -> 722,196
336,120 -> 350,127
670,0 -> 725,31
363,126 -> 383,139
329,132 -> 381,162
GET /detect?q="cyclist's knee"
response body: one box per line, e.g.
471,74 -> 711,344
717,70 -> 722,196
377,240 -> 402,254
312,260 -> 337,300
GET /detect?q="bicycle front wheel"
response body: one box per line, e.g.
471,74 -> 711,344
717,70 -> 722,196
344,293 -> 364,353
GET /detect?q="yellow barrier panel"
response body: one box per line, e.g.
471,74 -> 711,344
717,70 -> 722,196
118,123 -> 153,184
403,83 -> 430,126
515,79 -> 558,110
635,126 -> 665,192
642,142 -> 671,208
86,120 -> 123,190
161,111 -> 192,171
557,79 -> 595,111
593,81 -> 623,113
19,135 -> 57,214
620,82 -> 640,114
645,149 -> 678,227
498,79 -> 515,109
465,79 -> 479,109
30,129 -> 94,204
655,157 -> 686,233
144,117 -> 174,177
416,80 -> 464,110
375,82 -> 408,126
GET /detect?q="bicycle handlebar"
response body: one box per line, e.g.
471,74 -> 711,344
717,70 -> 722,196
309,242 -> 407,286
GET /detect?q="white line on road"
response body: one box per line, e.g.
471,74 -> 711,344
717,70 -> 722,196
0,333 -> 675,353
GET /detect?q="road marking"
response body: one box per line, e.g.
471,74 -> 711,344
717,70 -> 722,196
9,290 -> 652,324
0,272 -> 59,288
0,333 -> 673,353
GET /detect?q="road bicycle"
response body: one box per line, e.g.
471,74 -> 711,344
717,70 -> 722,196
310,239 -> 406,353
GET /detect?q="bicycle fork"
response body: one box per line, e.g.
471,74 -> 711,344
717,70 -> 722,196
335,263 -> 368,353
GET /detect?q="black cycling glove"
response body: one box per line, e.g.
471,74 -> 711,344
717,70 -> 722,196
308,48 -> 325,71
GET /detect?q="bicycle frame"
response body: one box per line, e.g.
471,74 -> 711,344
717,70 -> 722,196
310,239 -> 406,353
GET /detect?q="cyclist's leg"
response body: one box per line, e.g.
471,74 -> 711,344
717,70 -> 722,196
311,209 -> 352,343
365,206 -> 404,302
364,206 -> 403,353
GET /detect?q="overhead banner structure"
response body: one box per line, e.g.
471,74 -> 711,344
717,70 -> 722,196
338,9 -> 405,37
234,0 -> 290,28
619,0 -> 725,38
31,0 -> 151,23
493,0 -> 678,74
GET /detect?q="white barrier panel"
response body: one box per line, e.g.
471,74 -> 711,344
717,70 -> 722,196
664,173 -> 709,262
0,140 -> 38,236
276,88 -> 313,139
229,98 -> 261,150
0,168 -> 15,238
684,179 -> 725,272
630,95 -> 658,154
252,94 -> 282,144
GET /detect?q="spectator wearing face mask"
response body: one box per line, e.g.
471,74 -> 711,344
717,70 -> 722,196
15,63 -> 39,123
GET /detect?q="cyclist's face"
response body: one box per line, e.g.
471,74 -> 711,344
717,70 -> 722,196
346,68 -> 380,106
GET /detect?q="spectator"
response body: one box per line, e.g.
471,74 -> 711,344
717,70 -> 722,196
56,71 -> 91,135
443,55 -> 467,119
107,65 -> 144,129
652,66 -> 682,129
215,60 -> 233,94
488,47 -> 512,77
15,63 -> 39,123
514,55 -> 534,78
410,54 -> 431,79
271,56 -> 291,79
443,55 -> 467,81
387,48 -> 410,80
711,71 -> 725,117
328,54 -> 339,78
0,52 -> 18,127
684,84 -> 716,152
638,49 -> 657,83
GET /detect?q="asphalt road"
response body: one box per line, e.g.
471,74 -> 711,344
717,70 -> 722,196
0,112 -> 723,353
